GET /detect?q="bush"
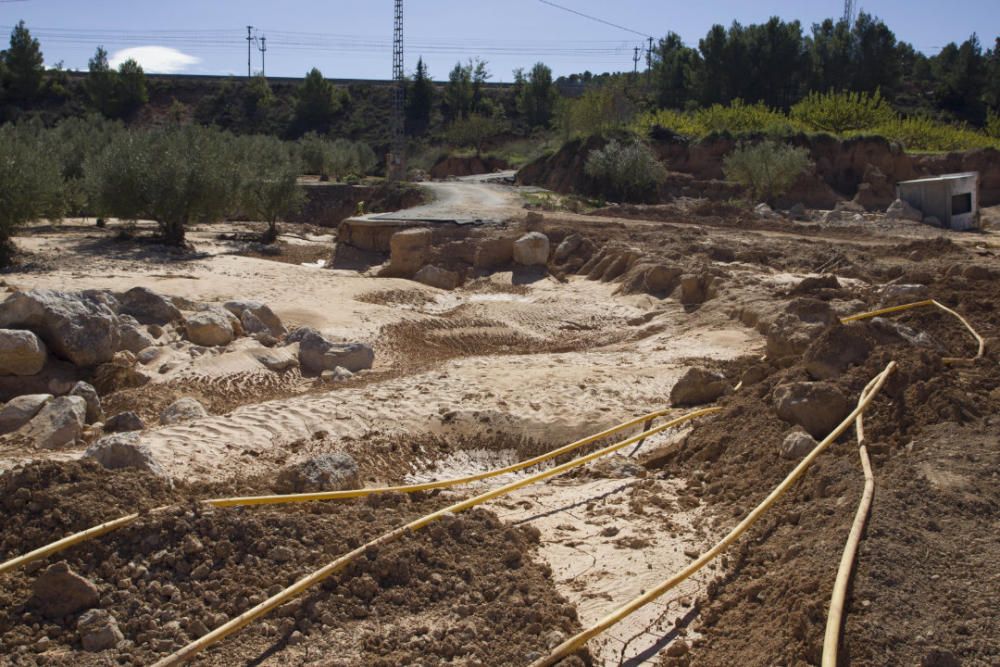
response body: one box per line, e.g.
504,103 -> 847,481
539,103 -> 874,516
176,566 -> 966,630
0,124 -> 64,264
445,113 -> 508,156
723,140 -> 812,204
236,135 -> 305,243
584,139 -> 666,203
556,79 -> 637,140
791,89 -> 895,134
987,110 -> 1000,139
866,116 -> 999,152
297,133 -> 376,180
633,100 -> 799,139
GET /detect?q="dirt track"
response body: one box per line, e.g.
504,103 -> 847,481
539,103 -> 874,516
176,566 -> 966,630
1,179 -> 999,666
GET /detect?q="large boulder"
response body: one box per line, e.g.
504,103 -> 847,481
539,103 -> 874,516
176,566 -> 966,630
0,329 -> 47,376
69,381 -> 104,424
670,367 -> 729,406
0,394 -> 52,435
117,287 -> 182,325
30,562 -> 99,618
185,310 -> 235,347
224,301 -> 286,338
553,234 -> 583,263
773,381 -> 850,439
77,609 -> 124,652
0,290 -> 119,367
512,232 -> 550,266
160,397 -> 208,425
85,432 -> 164,476
414,265 -> 460,290
275,452 -> 360,493
24,395 -> 86,449
298,331 -> 374,375
117,319 -> 157,354
383,228 -> 432,277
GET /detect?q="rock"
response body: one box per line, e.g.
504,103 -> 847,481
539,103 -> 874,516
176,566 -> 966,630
24,395 -> 87,449
276,452 -> 360,493
670,367 -> 728,406
740,364 -> 770,387
414,265 -> 461,290
512,232 -> 550,266
553,234 -> 583,262
298,331 -> 374,375
766,299 -> 838,362
803,323 -> 873,380
285,326 -> 318,345
117,321 -> 157,354
0,394 -> 52,434
0,329 -> 47,376
224,301 -> 286,338
319,367 -> 354,383
780,429 -> 818,460
773,382 -> 850,439
0,290 -> 119,367
253,332 -> 279,347
85,432 -> 164,476
473,237 -> 515,270
160,397 -> 208,425
963,264 -> 996,281
878,283 -> 930,307
136,347 -> 161,365
679,274 -> 713,305
754,202 -> 776,217
30,562 -> 99,618
645,265 -> 682,295
885,198 -> 923,222
185,310 -> 235,347
788,202 -> 807,219
383,228 -> 432,277
869,317 -> 936,349
104,411 -> 145,433
77,609 -> 124,652
791,274 -> 840,294
251,346 -> 298,372
240,309 -> 269,336
118,287 -> 183,325
69,381 -> 104,423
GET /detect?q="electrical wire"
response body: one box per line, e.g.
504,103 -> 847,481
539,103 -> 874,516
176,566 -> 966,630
534,0 -> 652,39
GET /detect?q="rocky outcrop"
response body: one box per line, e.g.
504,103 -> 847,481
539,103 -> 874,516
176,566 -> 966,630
0,290 -> 119,366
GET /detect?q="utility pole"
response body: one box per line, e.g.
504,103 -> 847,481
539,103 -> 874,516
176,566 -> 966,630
258,35 -> 267,78
389,0 -> 406,180
633,46 -> 640,75
246,25 -> 253,79
646,36 -> 654,89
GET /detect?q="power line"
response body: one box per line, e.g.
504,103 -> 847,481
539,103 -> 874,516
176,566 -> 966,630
534,0 -> 652,39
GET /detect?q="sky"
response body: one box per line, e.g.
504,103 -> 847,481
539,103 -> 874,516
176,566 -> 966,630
1,0 -> 997,81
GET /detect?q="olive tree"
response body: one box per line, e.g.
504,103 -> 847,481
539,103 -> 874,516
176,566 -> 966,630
86,125 -> 243,245
584,138 -> 666,203
237,135 -> 305,243
723,140 -> 812,204
0,124 -> 63,265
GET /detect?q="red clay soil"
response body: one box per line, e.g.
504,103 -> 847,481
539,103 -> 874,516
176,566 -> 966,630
0,462 -> 586,666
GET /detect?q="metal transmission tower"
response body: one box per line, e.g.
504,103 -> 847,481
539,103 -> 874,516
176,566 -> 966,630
258,35 -> 267,78
843,0 -> 856,24
389,0 -> 406,180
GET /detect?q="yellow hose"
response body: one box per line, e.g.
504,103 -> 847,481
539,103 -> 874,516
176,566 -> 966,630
529,362 -> 896,667
151,407 -> 721,667
0,407 -> 676,577
822,371 -> 879,667
841,299 -> 985,362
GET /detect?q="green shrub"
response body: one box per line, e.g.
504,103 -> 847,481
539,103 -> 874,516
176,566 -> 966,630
983,110 -> 1000,139
0,124 -> 64,265
584,139 -> 666,203
866,116 -> 999,152
235,135 -> 305,243
297,133 -> 376,179
556,79 -> 637,140
791,89 -> 895,134
632,100 -> 799,139
723,140 -> 812,204
445,113 -> 508,156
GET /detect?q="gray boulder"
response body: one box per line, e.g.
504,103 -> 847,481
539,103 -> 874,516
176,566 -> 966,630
117,287 -> 182,325
298,331 -> 374,375
285,326 -> 318,345
225,300 -> 286,337
185,310 -> 235,347
773,381 -> 850,439
104,411 -> 145,433
0,394 -> 52,435
780,430 -> 818,460
414,265 -> 460,290
251,346 -> 298,372
878,283 -> 930,307
24,395 -> 86,449
0,290 -> 120,366
85,432 -> 164,476
0,328 -> 47,376
553,234 -> 583,262
77,609 -> 124,652
513,232 -> 550,266
160,397 -> 208,425
117,321 -> 157,354
69,381 -> 104,423
276,452 -> 359,493
670,367 -> 729,406
30,562 -> 99,618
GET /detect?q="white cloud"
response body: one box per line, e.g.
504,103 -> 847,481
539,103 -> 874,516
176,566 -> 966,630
109,46 -> 200,74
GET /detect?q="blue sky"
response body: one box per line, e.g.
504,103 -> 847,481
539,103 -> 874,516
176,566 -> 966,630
1,1 -> 997,80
